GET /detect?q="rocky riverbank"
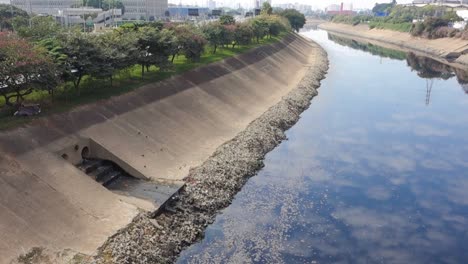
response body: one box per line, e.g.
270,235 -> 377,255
82,42 -> 328,264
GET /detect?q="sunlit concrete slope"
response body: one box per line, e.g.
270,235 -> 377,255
0,33 -> 319,263
320,23 -> 468,67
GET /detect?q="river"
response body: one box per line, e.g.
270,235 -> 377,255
176,30 -> 468,264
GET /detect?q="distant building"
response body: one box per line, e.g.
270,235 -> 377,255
413,0 -> 468,4
274,3 -> 313,14
167,6 -> 210,18
11,0 -> 76,15
326,2 -> 355,15
121,0 -> 168,20
11,0 -> 168,21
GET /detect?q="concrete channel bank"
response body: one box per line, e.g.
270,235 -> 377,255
0,33 -> 328,263
319,22 -> 468,68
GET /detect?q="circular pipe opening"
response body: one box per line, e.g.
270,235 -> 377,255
81,147 -> 90,159
74,145 -> 79,151
61,154 -> 69,160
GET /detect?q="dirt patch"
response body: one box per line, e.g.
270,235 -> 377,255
74,43 -> 329,264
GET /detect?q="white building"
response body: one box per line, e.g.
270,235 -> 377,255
11,0 -> 77,15
122,0 -> 168,20
11,0 -> 168,21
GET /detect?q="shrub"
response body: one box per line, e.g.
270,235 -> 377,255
410,17 -> 451,39
461,29 -> 468,40
432,27 -> 458,38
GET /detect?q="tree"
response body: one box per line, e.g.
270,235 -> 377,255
203,22 -> 225,53
101,0 -> 125,12
172,24 -> 206,62
233,22 -> 253,48
280,9 -> 305,32
0,33 -> 58,107
442,11 -> 463,22
261,2 -> 273,16
60,32 -> 105,93
251,18 -> 269,43
0,4 -> 29,32
219,15 -> 235,25
222,24 -> 236,47
83,0 -> 124,11
16,16 -> 62,41
136,27 -> 176,77
372,3 -> 394,14
265,15 -> 289,38
95,31 -> 139,85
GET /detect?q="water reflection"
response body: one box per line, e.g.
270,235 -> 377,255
328,33 -> 468,89
177,30 -> 468,264
327,33 -> 407,60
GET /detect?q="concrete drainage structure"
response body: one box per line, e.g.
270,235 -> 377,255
0,33 -> 322,263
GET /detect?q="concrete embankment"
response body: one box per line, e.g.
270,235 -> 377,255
0,33 -> 327,263
90,38 -> 328,264
319,23 -> 468,67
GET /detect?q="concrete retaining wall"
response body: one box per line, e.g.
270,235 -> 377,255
0,33 -> 319,263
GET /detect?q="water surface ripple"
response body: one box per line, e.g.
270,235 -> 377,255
177,30 -> 468,264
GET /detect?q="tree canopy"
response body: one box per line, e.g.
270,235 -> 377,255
0,32 -> 58,106
0,4 -> 29,31
83,0 -> 125,11
0,9 -> 297,113
219,15 -> 235,25
279,9 -> 305,32
261,2 -> 273,16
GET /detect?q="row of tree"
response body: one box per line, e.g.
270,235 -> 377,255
0,10 -> 305,108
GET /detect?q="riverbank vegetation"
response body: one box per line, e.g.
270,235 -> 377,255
327,33 -> 468,85
331,2 -> 467,39
0,4 -> 303,130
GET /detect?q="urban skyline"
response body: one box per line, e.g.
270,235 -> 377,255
0,0 -> 414,9
167,0 -> 413,9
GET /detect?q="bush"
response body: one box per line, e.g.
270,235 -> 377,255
461,29 -> 468,40
410,17 -> 452,39
411,22 -> 424,36
441,27 -> 458,38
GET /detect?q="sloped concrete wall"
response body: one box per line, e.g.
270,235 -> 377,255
0,33 -> 319,263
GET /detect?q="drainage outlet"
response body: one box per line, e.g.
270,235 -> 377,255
77,159 -> 183,210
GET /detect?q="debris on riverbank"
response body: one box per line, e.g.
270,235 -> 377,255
87,43 -> 328,264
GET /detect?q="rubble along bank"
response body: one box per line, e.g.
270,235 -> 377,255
86,42 -> 328,264
319,23 -> 468,68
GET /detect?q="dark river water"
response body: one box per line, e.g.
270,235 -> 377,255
177,30 -> 468,264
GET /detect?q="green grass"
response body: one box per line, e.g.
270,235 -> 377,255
369,21 -> 412,32
0,34 -> 285,131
